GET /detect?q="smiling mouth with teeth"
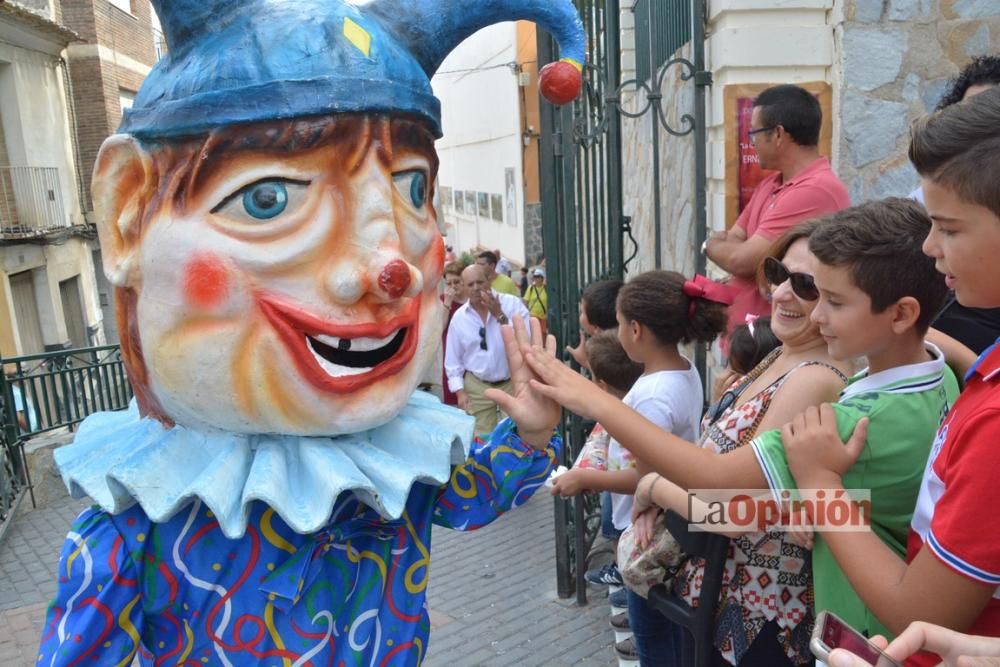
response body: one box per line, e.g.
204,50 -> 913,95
306,330 -> 408,376
258,296 -> 420,393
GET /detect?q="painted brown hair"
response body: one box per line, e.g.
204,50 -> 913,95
110,114 -> 439,423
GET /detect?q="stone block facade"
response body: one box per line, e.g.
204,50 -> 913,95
836,0 -> 1000,201
620,42 -> 697,278
523,203 -> 543,266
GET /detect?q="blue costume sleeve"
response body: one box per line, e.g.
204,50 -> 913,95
433,418 -> 562,530
38,507 -> 144,666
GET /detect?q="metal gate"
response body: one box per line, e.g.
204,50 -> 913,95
538,0 -> 710,602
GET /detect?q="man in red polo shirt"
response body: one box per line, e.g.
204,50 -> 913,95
706,84 -> 850,344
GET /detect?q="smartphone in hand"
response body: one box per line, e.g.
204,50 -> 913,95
810,610 -> 903,667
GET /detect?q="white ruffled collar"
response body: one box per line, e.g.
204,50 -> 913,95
55,391 -> 474,538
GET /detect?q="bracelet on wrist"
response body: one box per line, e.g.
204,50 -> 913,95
645,474 -> 662,507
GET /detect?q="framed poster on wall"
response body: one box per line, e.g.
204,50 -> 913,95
723,82 -> 833,229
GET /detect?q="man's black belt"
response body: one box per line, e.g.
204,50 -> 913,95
470,374 -> 510,386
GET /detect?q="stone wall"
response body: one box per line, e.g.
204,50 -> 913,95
619,42 -> 697,278
836,0 -> 1000,201
523,202 -> 543,266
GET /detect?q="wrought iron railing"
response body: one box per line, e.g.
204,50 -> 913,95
540,0 -> 710,602
539,0 -> 627,602
633,0 -> 692,86
0,344 -> 132,535
2,345 -> 133,439
0,166 -> 69,236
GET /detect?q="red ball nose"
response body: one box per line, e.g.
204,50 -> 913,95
378,259 -> 412,299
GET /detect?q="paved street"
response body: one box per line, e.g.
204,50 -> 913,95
0,443 -> 617,666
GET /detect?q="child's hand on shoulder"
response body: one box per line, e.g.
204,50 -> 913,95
782,404 -> 868,489
713,368 -> 740,401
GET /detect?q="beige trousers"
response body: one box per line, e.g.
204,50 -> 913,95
463,372 -> 512,438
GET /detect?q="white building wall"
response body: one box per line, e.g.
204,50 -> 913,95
432,23 -> 528,266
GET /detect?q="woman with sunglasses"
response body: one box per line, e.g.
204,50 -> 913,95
665,219 -> 853,666
528,220 -> 852,665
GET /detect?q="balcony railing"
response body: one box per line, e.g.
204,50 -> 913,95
0,166 -> 69,237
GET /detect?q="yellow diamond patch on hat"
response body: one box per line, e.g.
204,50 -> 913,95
343,17 -> 372,58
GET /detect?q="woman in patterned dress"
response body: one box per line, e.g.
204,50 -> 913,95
672,220 -> 853,665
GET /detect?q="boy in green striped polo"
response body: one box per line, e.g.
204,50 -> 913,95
750,198 -> 959,641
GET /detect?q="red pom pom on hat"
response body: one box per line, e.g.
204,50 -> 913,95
539,59 -> 583,106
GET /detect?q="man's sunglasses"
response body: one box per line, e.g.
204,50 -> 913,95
479,327 -> 488,350
763,256 -> 819,301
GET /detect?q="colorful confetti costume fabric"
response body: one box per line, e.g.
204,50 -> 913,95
38,415 -> 560,665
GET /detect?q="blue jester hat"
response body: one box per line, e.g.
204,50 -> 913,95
121,0 -> 587,139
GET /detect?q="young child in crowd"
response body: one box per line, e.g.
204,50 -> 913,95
550,272 -> 723,522
785,86 -> 1000,667
563,279 -> 628,588
525,198 -> 958,659
713,315 -> 781,401
553,331 -> 643,585
729,316 -> 779,376
566,279 -> 625,369
553,269 -> 729,662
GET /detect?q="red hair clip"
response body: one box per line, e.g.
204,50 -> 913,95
683,275 -> 738,318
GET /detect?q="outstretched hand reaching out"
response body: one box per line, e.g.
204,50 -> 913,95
517,339 -> 611,422
484,316 -> 562,449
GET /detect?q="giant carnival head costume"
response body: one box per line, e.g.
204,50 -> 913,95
94,0 -> 584,435
57,0 -> 583,538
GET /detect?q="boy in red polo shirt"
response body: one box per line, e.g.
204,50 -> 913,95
782,87 -> 1000,665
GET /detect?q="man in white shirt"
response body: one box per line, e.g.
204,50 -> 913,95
445,265 -> 531,437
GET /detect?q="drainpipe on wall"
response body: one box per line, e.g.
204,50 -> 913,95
58,56 -> 88,224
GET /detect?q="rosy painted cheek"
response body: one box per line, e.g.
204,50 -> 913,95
184,253 -> 230,310
430,235 -> 445,269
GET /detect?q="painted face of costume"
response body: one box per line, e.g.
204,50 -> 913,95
91,0 -> 585,436
96,117 -> 445,434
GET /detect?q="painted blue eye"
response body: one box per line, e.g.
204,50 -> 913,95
393,170 -> 428,209
211,178 -> 309,227
409,172 -> 427,208
241,181 -> 288,220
